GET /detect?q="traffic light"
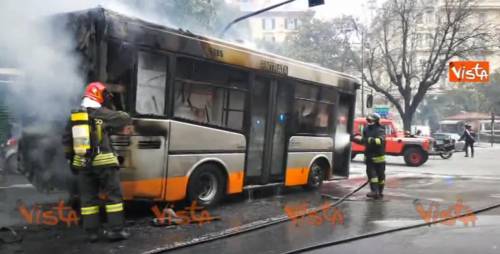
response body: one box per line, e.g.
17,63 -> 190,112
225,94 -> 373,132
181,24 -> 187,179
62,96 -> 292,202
366,94 -> 373,108
308,0 -> 324,7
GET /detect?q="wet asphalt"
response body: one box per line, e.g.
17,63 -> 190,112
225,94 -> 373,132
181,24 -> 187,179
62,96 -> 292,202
1,145 -> 499,254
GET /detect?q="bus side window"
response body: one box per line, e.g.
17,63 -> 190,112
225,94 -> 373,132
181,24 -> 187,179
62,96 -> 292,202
173,57 -> 247,131
136,51 -> 167,115
106,42 -> 134,111
294,83 -> 334,135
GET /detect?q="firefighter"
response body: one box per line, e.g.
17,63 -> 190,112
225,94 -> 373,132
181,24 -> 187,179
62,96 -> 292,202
352,113 -> 386,199
63,82 -> 132,242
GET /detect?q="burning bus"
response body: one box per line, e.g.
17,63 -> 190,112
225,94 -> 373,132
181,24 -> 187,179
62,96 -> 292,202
19,8 -> 358,206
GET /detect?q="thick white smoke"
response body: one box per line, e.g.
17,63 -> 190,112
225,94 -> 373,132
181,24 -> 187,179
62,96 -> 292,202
0,0 -> 176,121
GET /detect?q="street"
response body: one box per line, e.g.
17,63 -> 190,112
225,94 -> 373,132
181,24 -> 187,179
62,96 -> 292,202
1,145 -> 499,254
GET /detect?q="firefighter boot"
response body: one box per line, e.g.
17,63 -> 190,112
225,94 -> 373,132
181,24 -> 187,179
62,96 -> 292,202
86,229 -> 99,243
105,228 -> 130,241
366,182 -> 380,199
378,183 -> 385,199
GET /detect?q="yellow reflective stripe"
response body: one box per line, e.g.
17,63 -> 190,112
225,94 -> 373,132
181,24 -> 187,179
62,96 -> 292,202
92,158 -> 119,166
72,155 -> 87,167
380,180 -> 385,184
92,153 -> 119,166
105,203 -> 124,213
81,205 -> 99,215
71,112 -> 89,121
375,138 -> 382,145
372,155 -> 385,163
370,177 -> 379,183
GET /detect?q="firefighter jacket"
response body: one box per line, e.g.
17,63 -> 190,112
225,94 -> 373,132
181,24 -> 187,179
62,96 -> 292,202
356,124 -> 386,164
63,107 -> 131,169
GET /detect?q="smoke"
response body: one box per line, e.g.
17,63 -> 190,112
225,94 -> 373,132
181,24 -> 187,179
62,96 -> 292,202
0,0 -> 248,122
0,0 -> 173,121
0,0 -> 250,193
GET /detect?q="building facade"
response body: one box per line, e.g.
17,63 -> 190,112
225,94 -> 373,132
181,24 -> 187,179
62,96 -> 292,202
234,0 -> 309,42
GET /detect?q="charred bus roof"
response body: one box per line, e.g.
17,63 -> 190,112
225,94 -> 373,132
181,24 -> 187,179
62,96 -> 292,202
65,7 -> 359,93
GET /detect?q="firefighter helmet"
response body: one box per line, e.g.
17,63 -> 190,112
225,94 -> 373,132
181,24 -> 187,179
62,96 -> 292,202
84,82 -> 107,104
366,113 -> 381,125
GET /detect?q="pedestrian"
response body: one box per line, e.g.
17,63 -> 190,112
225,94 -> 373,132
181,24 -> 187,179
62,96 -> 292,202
352,113 -> 386,199
459,124 -> 475,158
63,82 -> 132,242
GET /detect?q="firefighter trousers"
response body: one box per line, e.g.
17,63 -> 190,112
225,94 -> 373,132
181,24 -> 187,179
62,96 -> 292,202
366,160 -> 386,194
78,167 -> 125,232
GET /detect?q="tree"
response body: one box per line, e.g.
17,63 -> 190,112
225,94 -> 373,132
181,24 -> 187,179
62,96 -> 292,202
119,0 -> 249,38
259,12 -> 357,72
477,71 -> 500,114
360,0 -> 495,131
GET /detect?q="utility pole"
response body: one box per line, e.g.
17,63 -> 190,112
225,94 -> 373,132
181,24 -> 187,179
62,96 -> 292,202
491,112 -> 495,147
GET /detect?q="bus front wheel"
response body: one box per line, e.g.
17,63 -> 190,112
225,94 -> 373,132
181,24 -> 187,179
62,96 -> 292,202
187,164 -> 225,207
304,161 -> 325,190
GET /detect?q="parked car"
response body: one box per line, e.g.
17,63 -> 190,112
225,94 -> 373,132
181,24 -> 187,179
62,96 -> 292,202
351,118 -> 432,167
429,133 -> 456,159
0,136 -> 19,174
433,132 -> 465,151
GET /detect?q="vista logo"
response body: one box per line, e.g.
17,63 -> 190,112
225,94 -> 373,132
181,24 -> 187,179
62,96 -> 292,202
449,61 -> 489,83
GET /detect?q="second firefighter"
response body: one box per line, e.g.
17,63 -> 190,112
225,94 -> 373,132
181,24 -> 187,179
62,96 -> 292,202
352,113 -> 386,199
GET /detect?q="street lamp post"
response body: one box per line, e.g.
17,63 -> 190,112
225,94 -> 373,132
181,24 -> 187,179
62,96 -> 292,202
360,28 -> 365,116
219,0 -> 324,38
350,18 -> 365,116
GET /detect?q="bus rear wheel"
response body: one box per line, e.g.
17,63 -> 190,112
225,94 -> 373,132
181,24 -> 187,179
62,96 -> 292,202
304,161 -> 325,190
187,164 -> 225,207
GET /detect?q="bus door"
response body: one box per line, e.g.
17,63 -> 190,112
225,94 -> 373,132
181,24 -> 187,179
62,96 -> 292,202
268,81 -> 291,181
333,93 -> 354,177
245,77 -> 289,184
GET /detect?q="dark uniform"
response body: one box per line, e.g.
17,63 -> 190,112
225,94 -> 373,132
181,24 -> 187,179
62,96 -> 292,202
63,106 -> 131,240
353,114 -> 386,199
460,125 -> 475,157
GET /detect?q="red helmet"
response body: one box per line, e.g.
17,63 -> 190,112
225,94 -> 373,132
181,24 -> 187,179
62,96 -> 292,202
84,82 -> 107,104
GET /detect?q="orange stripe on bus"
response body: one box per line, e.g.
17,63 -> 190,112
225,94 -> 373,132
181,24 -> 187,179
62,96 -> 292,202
164,176 -> 189,201
227,171 -> 244,194
285,167 -> 310,186
121,178 -> 164,200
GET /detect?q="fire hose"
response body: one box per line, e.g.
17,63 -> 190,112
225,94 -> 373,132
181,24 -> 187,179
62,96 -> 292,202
283,199 -> 500,253
147,180 -> 369,253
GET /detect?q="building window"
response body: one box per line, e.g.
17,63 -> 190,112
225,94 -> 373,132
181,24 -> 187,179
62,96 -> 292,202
263,34 -> 276,42
262,18 -> 275,31
416,13 -> 423,24
425,10 -> 434,23
285,18 -> 298,30
136,51 -> 167,115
